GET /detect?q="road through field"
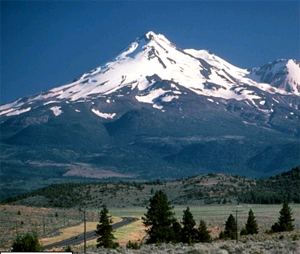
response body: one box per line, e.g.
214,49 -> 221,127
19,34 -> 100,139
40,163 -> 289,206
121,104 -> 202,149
43,217 -> 137,249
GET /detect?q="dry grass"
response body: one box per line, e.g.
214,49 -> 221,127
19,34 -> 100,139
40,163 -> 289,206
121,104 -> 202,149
114,217 -> 146,246
40,217 -> 122,246
0,204 -> 117,251
1,204 -> 300,252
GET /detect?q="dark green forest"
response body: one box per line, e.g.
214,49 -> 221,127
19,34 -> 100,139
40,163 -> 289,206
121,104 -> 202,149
2,165 -> 299,208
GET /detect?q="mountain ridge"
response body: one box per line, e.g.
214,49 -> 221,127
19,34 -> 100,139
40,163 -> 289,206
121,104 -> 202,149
0,31 -> 299,199
1,31 -> 299,116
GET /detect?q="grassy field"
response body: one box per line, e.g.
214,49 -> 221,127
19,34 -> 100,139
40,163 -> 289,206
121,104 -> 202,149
109,204 -> 300,239
1,204 -> 300,251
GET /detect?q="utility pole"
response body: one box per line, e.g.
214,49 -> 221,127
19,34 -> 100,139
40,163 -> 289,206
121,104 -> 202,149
43,215 -> 45,235
84,208 -> 86,254
233,208 -> 243,243
63,208 -> 66,227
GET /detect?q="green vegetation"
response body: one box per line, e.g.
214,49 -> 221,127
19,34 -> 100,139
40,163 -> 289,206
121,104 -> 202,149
181,206 -> 197,244
197,220 -> 211,243
126,240 -> 141,250
241,209 -> 258,235
2,165 -> 299,208
11,231 -> 42,252
142,190 -> 176,244
95,205 -> 119,249
142,191 -> 212,245
239,166 -> 300,204
220,214 -> 237,240
271,200 -> 295,233
65,245 -> 72,252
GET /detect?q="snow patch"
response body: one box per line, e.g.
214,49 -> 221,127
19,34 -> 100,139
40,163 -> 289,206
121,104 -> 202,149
0,108 -> 15,116
135,89 -> 168,104
5,107 -> 31,116
153,104 -> 163,110
161,95 -> 179,102
91,108 -> 116,119
44,100 -> 59,105
259,100 -> 266,105
50,106 -> 63,116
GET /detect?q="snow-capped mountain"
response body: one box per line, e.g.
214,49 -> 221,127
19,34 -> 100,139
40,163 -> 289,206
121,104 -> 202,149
1,31 -> 299,199
249,59 -> 300,95
1,31 -> 299,118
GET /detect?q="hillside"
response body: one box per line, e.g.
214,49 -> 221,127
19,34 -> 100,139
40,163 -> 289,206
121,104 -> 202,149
3,165 -> 299,208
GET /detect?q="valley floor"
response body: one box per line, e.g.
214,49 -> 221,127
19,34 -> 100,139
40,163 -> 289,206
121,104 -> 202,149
1,204 -> 300,253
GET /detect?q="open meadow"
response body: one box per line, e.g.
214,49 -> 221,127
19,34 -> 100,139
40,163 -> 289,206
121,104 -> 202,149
1,204 -> 300,253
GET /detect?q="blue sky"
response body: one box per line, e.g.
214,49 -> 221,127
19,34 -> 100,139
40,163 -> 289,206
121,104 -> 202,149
1,1 -> 299,105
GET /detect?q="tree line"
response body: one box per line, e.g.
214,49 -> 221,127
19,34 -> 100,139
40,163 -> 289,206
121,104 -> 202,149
10,191 -> 295,251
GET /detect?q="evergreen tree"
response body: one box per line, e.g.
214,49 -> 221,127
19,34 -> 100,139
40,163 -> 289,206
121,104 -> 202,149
11,231 -> 42,252
241,209 -> 258,235
142,190 -> 176,244
197,220 -> 211,243
95,205 -> 118,248
181,207 -> 197,244
223,214 -> 237,240
171,221 -> 182,243
271,200 -> 294,232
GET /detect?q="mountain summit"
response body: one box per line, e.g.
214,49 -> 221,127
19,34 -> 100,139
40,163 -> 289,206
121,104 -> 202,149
1,31 -> 299,116
1,31 -> 299,199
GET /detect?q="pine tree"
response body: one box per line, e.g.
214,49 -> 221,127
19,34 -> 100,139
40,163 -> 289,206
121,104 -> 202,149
224,214 -> 237,240
241,209 -> 258,235
95,205 -> 118,248
11,231 -> 42,252
271,200 -> 294,232
171,221 -> 182,243
197,220 -> 211,243
181,207 -> 197,244
142,190 -> 176,244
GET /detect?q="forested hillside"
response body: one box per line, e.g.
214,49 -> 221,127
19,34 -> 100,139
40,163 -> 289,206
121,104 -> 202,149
2,166 -> 299,208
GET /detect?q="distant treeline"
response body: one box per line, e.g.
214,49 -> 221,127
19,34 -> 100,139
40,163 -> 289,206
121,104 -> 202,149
2,165 -> 299,207
239,166 -> 300,204
2,182 -> 87,207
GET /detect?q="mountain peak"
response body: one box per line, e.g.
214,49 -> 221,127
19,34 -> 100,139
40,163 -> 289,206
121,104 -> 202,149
250,58 -> 300,94
144,31 -> 158,40
0,32 -> 299,119
141,31 -> 173,46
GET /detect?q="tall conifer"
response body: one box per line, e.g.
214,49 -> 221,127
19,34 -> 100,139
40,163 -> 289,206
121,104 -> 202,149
271,200 -> 294,232
181,207 -> 197,244
142,190 -> 176,243
95,205 -> 118,248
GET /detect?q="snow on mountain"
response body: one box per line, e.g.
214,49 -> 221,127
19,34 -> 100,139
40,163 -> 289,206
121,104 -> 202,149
1,31 -> 300,197
249,59 -> 300,95
0,31 -> 299,117
50,106 -> 63,116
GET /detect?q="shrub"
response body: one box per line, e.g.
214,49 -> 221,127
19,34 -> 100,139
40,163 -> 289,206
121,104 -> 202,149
65,245 -> 72,251
240,228 -> 248,236
126,240 -> 140,249
11,231 -> 42,252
